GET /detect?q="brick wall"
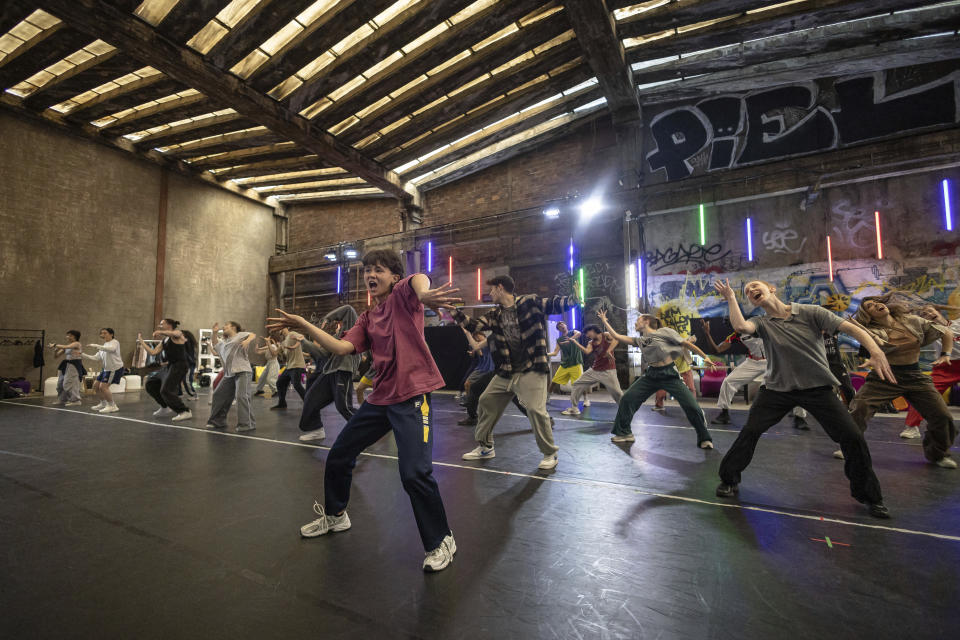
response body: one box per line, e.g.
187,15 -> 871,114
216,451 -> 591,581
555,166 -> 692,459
286,197 -> 401,252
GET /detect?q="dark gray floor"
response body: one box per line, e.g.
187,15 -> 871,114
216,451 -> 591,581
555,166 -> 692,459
1,390 -> 958,639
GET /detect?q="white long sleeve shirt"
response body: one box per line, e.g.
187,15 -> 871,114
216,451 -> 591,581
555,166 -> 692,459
87,339 -> 124,371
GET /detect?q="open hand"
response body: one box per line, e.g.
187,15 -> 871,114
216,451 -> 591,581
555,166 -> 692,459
931,355 -> 951,367
713,278 -> 735,300
265,309 -> 309,333
420,282 -> 462,310
212,322 -> 220,332
866,350 -> 897,384
597,309 -> 608,325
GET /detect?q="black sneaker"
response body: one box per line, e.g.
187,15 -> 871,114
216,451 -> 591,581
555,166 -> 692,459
270,404 -> 287,410
866,502 -> 891,519
457,417 -> 477,426
711,409 -> 731,425
716,482 -> 739,498
793,416 -> 810,430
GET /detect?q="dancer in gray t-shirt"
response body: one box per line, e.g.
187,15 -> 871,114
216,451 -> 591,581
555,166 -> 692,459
713,278 -> 895,519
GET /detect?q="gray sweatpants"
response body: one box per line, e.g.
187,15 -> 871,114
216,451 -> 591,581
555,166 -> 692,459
571,368 -> 623,406
208,371 -> 255,429
57,366 -> 82,403
254,359 -> 279,394
476,371 -> 557,455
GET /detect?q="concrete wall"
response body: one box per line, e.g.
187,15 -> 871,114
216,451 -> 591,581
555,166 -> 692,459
0,113 -> 276,383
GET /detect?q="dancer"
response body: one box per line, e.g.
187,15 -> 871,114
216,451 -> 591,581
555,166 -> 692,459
597,310 -> 717,447
713,279 -> 894,518
206,321 -> 257,432
459,328 -> 494,406
457,275 -> 577,469
299,305 -> 361,442
564,324 -> 622,415
271,327 -> 306,409
267,249 -> 459,571
548,321 -> 582,395
139,319 -> 192,421
178,330 -> 199,400
900,305 -> 960,439
823,328 -> 857,406
50,330 -> 85,406
253,335 -> 280,397
82,328 -> 124,414
702,319 -> 809,429
841,297 -> 956,468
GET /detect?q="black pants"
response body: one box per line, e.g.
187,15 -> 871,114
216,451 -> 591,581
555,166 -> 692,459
830,363 -> 856,406
325,393 -> 450,551
719,385 -> 883,504
179,364 -> 197,398
275,367 -> 306,407
299,370 -> 355,431
145,363 -> 189,414
465,370 -> 526,419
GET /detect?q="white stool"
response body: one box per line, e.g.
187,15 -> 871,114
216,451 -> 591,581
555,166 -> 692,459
43,377 -> 59,397
109,377 -> 127,394
122,374 -> 142,391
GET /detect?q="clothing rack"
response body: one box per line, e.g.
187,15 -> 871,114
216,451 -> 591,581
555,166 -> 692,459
0,328 -> 45,392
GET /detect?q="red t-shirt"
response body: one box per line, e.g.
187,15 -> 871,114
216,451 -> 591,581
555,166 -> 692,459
341,275 -> 445,405
592,335 -> 616,371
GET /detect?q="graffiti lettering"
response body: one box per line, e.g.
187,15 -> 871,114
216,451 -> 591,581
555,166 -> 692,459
644,243 -> 732,273
646,69 -> 959,181
762,223 -> 807,255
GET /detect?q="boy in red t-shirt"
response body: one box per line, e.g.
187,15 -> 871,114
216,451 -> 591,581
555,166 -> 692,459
267,250 -> 461,571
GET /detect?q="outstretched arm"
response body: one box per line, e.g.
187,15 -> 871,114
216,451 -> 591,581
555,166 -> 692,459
137,333 -> 163,355
714,279 -> 756,334
411,273 -> 462,310
266,310 -> 355,356
596,309 -> 636,347
932,327 -> 954,366
838,320 -> 896,383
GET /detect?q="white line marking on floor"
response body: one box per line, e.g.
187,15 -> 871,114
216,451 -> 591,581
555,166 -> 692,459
3,400 -> 958,543
0,449 -> 51,462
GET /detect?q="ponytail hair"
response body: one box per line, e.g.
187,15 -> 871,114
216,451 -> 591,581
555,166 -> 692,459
162,318 -> 180,329
67,330 -> 81,341
101,327 -> 115,337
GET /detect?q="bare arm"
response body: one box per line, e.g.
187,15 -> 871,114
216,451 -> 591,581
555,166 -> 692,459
701,320 -> 731,353
209,324 -> 220,348
838,320 -> 896,383
596,310 -> 636,347
411,273 -> 462,309
266,310 -> 355,357
241,332 -> 257,348
714,279 -> 757,334
137,333 -> 163,355
933,328 -> 954,365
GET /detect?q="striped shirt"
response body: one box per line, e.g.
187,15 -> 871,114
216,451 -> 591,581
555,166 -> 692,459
454,294 -> 577,378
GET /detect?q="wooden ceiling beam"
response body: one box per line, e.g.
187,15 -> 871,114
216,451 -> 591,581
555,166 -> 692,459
234,169 -> 354,188
0,28 -> 93,90
0,94 -> 274,208
212,155 -> 332,179
334,14 -> 575,144
165,131 -> 287,158
187,147 -> 306,170
630,5 -> 960,88
283,0 -> 477,115
252,178 -> 370,196
205,0 -> 314,69
21,53 -> 142,111
133,112 -> 251,147
616,0 -> 776,38
101,95 -> 219,136
623,0 -> 943,64
313,0 -> 551,129
565,0 -> 640,122
247,0 -> 396,93
64,76 -> 184,123
365,63 -> 592,161
33,0 -> 416,201
634,35 -> 960,103
0,4 -> 39,37
155,0 -> 232,45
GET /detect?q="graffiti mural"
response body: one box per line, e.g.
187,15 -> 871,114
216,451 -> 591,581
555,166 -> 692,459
762,221 -> 808,255
646,68 -> 960,181
643,242 -> 745,274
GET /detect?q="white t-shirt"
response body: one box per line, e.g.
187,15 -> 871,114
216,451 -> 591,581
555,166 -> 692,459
96,339 -> 124,371
215,332 -> 252,376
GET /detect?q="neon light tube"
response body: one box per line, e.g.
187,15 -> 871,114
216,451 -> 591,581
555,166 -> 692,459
336,265 -> 341,294
571,308 -> 577,330
746,217 -> 753,262
637,258 -> 644,299
699,204 -> 705,246
579,267 -> 585,302
827,235 -> 834,282
427,242 -> 432,272
448,256 -> 453,284
568,238 -> 574,272
476,267 -> 481,300
874,211 -> 883,259
944,179 -> 953,231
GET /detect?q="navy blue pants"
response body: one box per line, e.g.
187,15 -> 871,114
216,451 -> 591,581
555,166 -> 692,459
324,393 -> 450,551
299,370 -> 354,431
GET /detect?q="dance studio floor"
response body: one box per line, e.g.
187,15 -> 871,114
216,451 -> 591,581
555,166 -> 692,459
1,390 -> 958,639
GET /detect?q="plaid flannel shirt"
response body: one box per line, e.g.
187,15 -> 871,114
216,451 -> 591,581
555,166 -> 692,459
454,294 -> 577,378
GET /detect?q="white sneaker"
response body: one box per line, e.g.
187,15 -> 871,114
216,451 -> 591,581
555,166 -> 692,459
582,399 -> 591,407
611,433 -> 635,443
300,502 -> 351,538
153,407 -> 175,417
91,402 -> 105,411
833,449 -> 845,460
700,441 -> 714,450
899,426 -> 922,439
423,533 -> 457,572
561,407 -> 580,416
462,445 -> 495,460
171,410 -> 192,422
100,405 -> 119,414
935,457 -> 958,469
299,428 -> 326,442
538,453 -> 559,470
65,401 -> 82,407
651,406 -> 665,413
